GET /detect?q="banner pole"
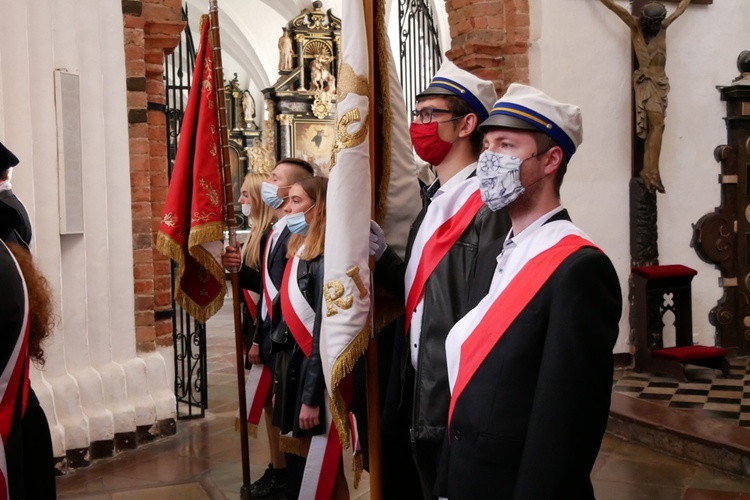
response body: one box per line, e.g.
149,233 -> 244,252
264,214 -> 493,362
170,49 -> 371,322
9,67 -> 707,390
208,2 -> 252,498
364,0 -> 383,498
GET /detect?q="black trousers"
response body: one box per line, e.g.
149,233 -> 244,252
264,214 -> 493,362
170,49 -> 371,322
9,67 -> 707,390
411,439 -> 442,500
22,388 -> 56,499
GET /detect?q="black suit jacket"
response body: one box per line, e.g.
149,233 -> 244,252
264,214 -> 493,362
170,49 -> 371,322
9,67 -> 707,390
438,213 -> 622,499
240,225 -> 291,364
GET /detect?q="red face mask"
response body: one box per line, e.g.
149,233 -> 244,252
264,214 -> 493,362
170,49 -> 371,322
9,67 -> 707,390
409,122 -> 454,166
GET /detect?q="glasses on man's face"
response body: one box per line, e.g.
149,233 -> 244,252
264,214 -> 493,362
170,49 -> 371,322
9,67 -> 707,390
411,107 -> 455,124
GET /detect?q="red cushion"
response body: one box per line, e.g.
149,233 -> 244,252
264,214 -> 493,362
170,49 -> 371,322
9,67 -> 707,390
632,265 -> 697,280
651,345 -> 728,362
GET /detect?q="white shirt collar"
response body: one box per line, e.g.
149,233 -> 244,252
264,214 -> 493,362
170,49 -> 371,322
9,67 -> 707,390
0,181 -> 11,193
270,215 -> 288,250
274,215 -> 288,231
432,162 -> 476,200
504,205 -> 564,249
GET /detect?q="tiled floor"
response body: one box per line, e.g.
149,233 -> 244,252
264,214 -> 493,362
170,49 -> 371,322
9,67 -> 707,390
56,300 -> 750,499
613,357 -> 750,427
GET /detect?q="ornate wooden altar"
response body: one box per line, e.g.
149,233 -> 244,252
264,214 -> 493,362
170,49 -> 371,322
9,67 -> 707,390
692,51 -> 750,356
263,1 -> 341,177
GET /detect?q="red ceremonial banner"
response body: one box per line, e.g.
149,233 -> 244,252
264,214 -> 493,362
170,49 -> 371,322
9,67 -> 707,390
156,17 -> 226,323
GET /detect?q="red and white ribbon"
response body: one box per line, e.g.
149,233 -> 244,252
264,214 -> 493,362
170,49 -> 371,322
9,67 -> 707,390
445,222 -> 595,423
299,393 -> 342,500
242,289 -> 259,323
243,364 -> 272,434
404,177 -> 483,333
280,253 -> 316,358
261,232 -> 278,321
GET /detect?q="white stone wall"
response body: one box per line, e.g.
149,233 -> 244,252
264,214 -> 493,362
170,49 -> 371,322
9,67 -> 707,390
0,0 -> 174,458
530,0 -> 750,352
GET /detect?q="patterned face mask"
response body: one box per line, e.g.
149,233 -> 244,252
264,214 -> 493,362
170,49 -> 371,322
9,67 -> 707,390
477,150 -> 534,211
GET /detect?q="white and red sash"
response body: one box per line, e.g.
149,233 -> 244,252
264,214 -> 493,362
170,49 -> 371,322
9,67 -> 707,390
242,289 -> 259,323
242,364 -> 272,436
298,392 -> 341,500
280,253 -> 316,358
404,176 -> 484,333
0,246 -> 30,500
261,232 -> 278,321
0,441 -> 7,500
445,223 -> 596,424
298,385 -> 361,499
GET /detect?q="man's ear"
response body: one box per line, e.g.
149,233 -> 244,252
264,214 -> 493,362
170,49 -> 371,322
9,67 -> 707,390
459,113 -> 478,138
543,146 -> 564,175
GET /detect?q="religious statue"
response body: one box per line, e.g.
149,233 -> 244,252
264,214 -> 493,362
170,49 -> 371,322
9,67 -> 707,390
309,54 -> 336,93
244,138 -> 275,175
242,90 -> 256,129
278,28 -> 294,72
598,0 -> 692,193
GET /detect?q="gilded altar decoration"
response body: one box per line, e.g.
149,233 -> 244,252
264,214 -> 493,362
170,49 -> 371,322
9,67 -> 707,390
292,0 -> 341,31
312,90 -> 334,119
263,2 -> 340,168
244,138 -> 275,175
277,114 -> 294,127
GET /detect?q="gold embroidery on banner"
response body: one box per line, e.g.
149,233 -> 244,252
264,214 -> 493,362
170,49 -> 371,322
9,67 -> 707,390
346,266 -> 368,299
337,63 -> 368,103
338,108 -> 368,148
324,279 -> 353,316
199,178 -> 220,207
161,212 -> 177,228
329,108 -> 368,171
203,55 -> 214,109
191,211 -> 216,224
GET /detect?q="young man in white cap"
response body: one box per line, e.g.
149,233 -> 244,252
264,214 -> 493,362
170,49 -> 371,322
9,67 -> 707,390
438,84 -> 622,499
371,60 -> 511,499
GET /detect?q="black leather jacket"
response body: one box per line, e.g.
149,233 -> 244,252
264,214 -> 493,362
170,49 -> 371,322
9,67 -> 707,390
272,255 -> 326,435
376,193 -> 511,443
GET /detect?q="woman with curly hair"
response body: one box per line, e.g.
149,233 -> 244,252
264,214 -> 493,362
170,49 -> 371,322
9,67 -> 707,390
1,241 -> 55,499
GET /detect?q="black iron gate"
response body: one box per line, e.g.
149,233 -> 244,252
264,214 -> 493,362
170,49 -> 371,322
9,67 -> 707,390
162,5 -> 208,419
399,0 -> 443,118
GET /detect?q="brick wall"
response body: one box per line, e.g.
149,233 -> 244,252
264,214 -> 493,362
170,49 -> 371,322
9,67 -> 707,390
444,0 -> 529,95
122,0 -> 184,352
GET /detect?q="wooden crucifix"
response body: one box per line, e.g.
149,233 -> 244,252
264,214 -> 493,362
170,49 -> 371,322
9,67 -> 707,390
598,0 -> 704,193
598,0 -> 708,266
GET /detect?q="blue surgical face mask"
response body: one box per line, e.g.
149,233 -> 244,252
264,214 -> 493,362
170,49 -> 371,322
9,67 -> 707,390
477,150 -> 537,211
261,181 -> 288,209
287,204 -> 316,235
241,204 -> 252,217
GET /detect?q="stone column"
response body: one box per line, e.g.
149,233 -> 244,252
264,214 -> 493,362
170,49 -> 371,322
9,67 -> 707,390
278,114 -> 294,158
